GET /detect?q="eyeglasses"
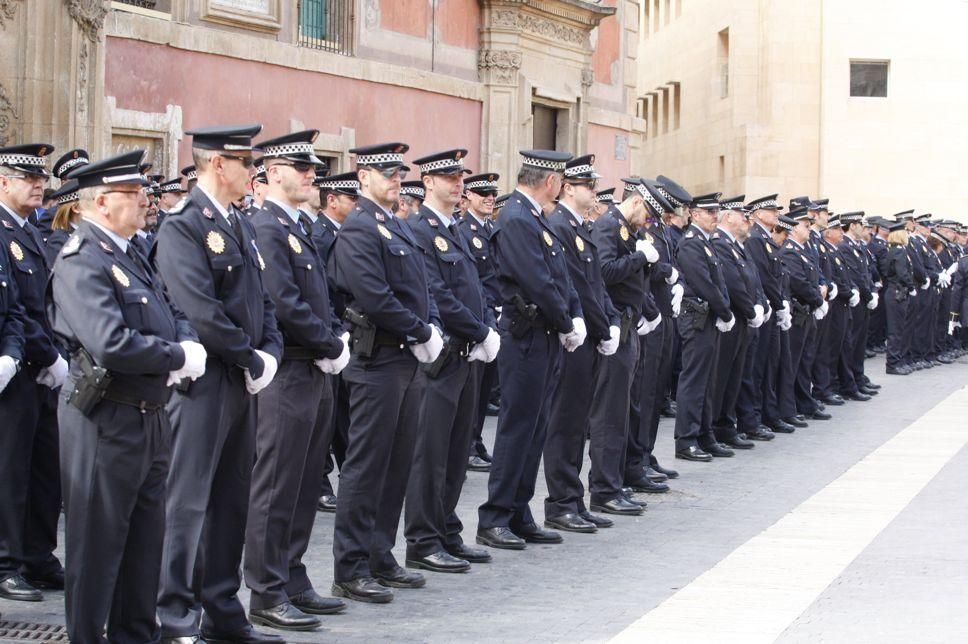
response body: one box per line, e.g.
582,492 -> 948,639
3,173 -> 49,185
272,161 -> 315,174
221,154 -> 255,169
371,167 -> 406,180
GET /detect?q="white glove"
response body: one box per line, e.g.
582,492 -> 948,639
480,327 -> 501,363
949,320 -> 957,336
0,355 -> 17,394
848,288 -> 861,308
764,302 -> 773,322
244,349 -> 278,395
316,332 -> 351,375
665,267 -> 680,285
921,278 -> 931,290
938,272 -> 951,288
36,354 -> 68,389
748,304 -> 765,328
778,314 -> 792,331
467,343 -> 489,362
874,281 -> 883,290
715,315 -> 736,333
635,238 -> 660,263
867,292 -> 879,310
670,283 -> 684,317
558,318 -> 587,353
909,289 -> 917,297
571,317 -> 587,347
167,341 -> 208,386
637,313 -> 662,336
598,325 -> 620,356
827,283 -> 838,302
813,301 -> 829,320
410,325 -> 444,364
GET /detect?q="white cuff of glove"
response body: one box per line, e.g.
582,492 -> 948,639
665,267 -> 680,285
410,325 -> 444,364
245,349 -> 278,395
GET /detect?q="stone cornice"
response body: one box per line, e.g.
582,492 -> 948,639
481,0 -> 616,30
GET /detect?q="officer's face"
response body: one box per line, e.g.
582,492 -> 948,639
466,191 -> 494,216
754,207 -> 778,227
564,181 -> 596,212
159,192 -> 180,210
815,209 -> 829,227
425,173 -> 464,208
271,162 -> 315,205
825,226 -> 843,244
0,171 -> 46,213
216,153 -> 254,201
791,221 -> 810,243
99,184 -> 149,238
360,167 -> 402,209
691,207 -> 719,234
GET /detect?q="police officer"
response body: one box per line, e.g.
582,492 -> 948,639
673,193 -> 734,461
593,187 -> 616,219
813,215 -> 852,408
459,172 -> 502,472
405,149 -> 498,572
543,155 -> 621,530
399,181 -> 425,217
244,130 -> 348,631
48,150 -> 207,642
153,125 -> 286,644
881,221 -> 916,374
838,212 -> 879,398
477,149 -> 583,550
329,142 -> 442,603
0,144 -> 69,602
33,148 -> 89,240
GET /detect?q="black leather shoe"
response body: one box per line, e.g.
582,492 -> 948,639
675,445 -> 712,461
249,602 -> 320,632
476,526 -> 526,550
625,476 -> 669,493
512,522 -> 563,544
843,391 -> 871,402
886,365 -> 912,375
651,462 -> 679,479
22,568 -> 64,590
660,400 -> 677,418
863,381 -> 881,389
808,410 -> 832,420
545,513 -> 597,533
579,510 -> 613,528
623,493 -> 648,508
784,416 -> 808,428
406,550 -> 470,573
290,588 -> 346,615
643,466 -> 668,482
316,494 -> 337,512
201,623 -> 285,643
821,394 -> 846,406
0,574 -> 42,601
937,354 -> 954,364
331,577 -> 393,603
485,402 -> 500,416
445,543 -> 492,563
723,436 -> 755,450
703,443 -> 735,457
858,385 -> 879,396
590,497 -> 644,515
467,455 -> 491,472
746,426 -> 775,441
373,565 -> 426,588
766,419 -> 796,433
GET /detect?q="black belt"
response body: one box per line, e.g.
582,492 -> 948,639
102,390 -> 170,412
375,330 -> 408,347
283,346 -> 319,361
446,337 -> 472,357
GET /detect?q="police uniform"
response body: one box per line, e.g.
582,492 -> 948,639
838,212 -> 876,397
477,149 -> 581,549
0,143 -> 66,601
866,221 -> 890,351
243,131 -> 347,629
404,150 -> 497,571
329,142 -> 438,600
880,220 -> 916,373
47,152 -> 200,642
152,125 -> 286,640
813,220 -> 853,404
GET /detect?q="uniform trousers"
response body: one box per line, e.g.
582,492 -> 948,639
479,327 -> 561,530
711,323 -> 752,441
736,321 -> 764,434
333,346 -> 423,581
590,333 -> 637,505
673,312 -> 720,451
842,306 -> 869,391
776,329 -> 799,419
320,375 -> 349,497
792,316 -> 819,415
913,289 -> 938,361
158,361 -> 255,637
885,287 -> 910,368
405,357 -> 481,558
627,318 -> 672,476
245,360 -> 333,610
469,360 -> 498,458
814,302 -> 848,399
61,388 -> 169,644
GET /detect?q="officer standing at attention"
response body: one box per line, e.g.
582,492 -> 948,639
477,149 -> 584,551
881,221 -> 916,374
0,144 -> 70,602
244,130 -> 349,631
405,149 -> 499,573
48,150 -> 208,643
329,142 -> 443,603
543,155 -> 621,532
153,124 -> 285,644
673,193 -> 735,461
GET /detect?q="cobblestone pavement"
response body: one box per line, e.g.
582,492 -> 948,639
1,356 -> 966,643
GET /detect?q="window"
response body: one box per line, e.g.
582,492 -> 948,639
718,28 -> 729,98
298,0 -> 353,56
850,61 -> 889,97
532,104 -> 559,150
661,87 -> 670,134
672,82 -> 681,129
718,155 -> 725,183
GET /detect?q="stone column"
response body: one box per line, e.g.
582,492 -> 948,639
478,48 -> 523,188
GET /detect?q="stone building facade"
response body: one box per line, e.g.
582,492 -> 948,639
0,0 -> 645,192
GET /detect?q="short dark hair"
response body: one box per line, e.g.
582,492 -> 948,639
517,165 -> 554,188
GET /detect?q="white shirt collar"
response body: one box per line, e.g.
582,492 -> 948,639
424,203 -> 452,228
0,201 -> 27,227
690,223 -> 710,240
83,217 -> 130,253
559,201 -> 584,226
324,214 -> 341,230
466,209 -> 488,227
196,185 -> 232,222
265,197 -> 301,226
136,229 -> 148,239
516,189 -> 543,216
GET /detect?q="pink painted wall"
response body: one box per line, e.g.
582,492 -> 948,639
592,0 -> 620,85
587,123 -> 632,188
105,38 -> 483,171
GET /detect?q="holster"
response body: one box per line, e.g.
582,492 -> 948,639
509,294 -> 540,339
343,307 -> 377,358
792,301 -> 811,326
682,297 -> 710,331
619,308 -> 635,342
67,348 -> 112,416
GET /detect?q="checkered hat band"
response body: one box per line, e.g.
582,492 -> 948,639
753,200 -> 779,209
263,142 -> 315,158
635,185 -> 664,213
596,194 -> 616,203
0,154 -> 46,168
357,152 -> 404,166
721,201 -> 744,210
466,180 -> 498,190
160,181 -> 182,192
522,157 -> 566,171
564,164 -> 594,177
777,221 -> 794,231
655,187 -> 682,208
58,157 -> 87,174
400,186 -> 424,197
319,180 -> 359,190
254,165 -> 266,175
186,170 -> 197,180
419,158 -> 464,173
58,191 -> 79,205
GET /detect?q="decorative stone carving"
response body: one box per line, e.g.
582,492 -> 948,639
489,8 -> 587,46
478,49 -> 523,85
77,40 -> 90,120
363,0 -> 379,30
0,0 -> 22,29
581,67 -> 595,89
0,83 -> 19,146
66,0 -> 108,43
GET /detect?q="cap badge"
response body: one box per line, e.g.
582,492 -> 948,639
434,236 -> 449,252
111,264 -> 130,288
472,237 -> 483,250
575,236 -> 585,252
377,224 -> 393,240
542,231 -> 554,247
620,225 -> 630,241
288,234 -> 303,255
207,231 -> 226,255
8,241 -> 23,262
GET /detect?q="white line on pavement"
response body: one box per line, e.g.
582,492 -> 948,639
610,386 -> 968,644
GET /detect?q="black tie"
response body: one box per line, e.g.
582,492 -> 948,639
448,221 -> 458,238
126,242 -> 151,279
299,214 -> 314,237
228,211 -> 244,244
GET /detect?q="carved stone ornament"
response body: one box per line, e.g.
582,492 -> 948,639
0,82 -> 19,146
0,0 -> 22,29
490,8 -> 586,46
67,0 -> 109,43
581,67 -> 595,88
478,49 -> 523,85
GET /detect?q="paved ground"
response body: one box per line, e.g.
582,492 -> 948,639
1,355 -> 966,643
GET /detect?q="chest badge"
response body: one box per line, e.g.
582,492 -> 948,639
705,246 -> 713,257
434,236 -> 449,252
766,245 -> 773,254
8,241 -> 24,262
111,264 -> 130,288
288,234 -> 303,254
575,236 -> 585,252
620,225 -> 630,242
472,237 -> 483,250
835,257 -> 842,266
542,230 -> 554,247
206,231 -> 226,255
377,224 -> 393,240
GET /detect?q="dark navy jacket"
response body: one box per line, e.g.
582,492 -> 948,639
676,224 -> 731,320
0,241 -> 26,363
747,221 -> 786,311
457,211 -> 500,312
592,205 -> 650,319
712,229 -> 757,321
779,239 -> 823,309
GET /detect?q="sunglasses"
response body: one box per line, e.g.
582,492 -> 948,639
371,167 -> 406,180
271,161 -> 315,174
221,154 -> 256,169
